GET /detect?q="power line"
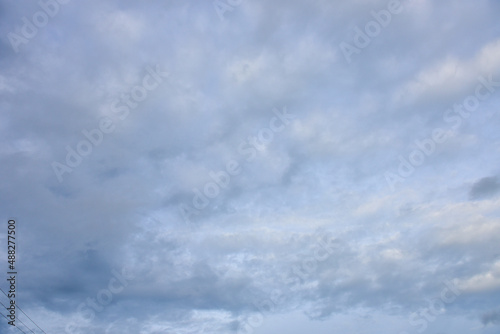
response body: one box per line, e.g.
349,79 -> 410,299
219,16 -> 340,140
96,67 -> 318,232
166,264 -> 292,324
0,288 -> 47,334
0,299 -> 37,334
15,306 -> 46,334
0,310 -> 28,334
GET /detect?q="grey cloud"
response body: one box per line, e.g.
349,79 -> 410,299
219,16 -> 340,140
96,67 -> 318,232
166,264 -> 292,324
481,310 -> 500,326
469,176 -> 500,200
1,0 -> 500,333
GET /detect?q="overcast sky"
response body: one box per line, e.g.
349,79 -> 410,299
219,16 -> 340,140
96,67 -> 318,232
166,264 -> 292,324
1,0 -> 500,333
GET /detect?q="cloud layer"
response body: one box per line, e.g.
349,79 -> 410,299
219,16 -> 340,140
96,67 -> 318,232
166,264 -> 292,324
1,0 -> 500,333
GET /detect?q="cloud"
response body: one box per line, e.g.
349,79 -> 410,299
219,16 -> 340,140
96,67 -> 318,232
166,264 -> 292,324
1,0 -> 500,333
469,176 -> 500,200
481,309 -> 500,326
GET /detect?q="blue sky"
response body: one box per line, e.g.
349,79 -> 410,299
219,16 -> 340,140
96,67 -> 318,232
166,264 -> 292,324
1,0 -> 500,333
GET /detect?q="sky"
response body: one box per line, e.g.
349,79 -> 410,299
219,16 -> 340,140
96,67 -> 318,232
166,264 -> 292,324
1,0 -> 500,333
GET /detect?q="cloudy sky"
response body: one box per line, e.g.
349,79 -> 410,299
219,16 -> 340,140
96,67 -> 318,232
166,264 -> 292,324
1,0 -> 500,333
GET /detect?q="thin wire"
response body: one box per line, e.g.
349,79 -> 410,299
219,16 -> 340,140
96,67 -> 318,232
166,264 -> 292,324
0,310 -> 28,334
15,307 -> 45,334
0,299 -> 37,334
0,288 -> 46,334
